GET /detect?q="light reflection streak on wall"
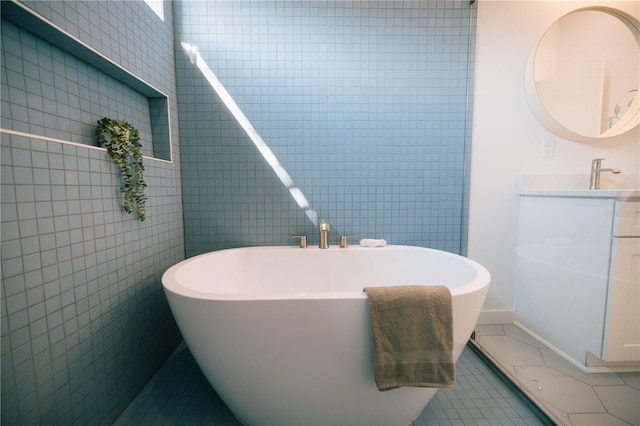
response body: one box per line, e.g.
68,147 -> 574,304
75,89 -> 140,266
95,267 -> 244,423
181,42 -> 318,226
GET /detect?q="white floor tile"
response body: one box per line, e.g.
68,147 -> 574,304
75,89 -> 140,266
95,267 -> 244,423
619,372 -> 640,390
593,385 -> 640,425
472,323 -> 640,426
568,413 -> 631,425
539,348 -> 625,386
515,365 -> 605,413
477,335 -> 545,368
475,324 -> 505,336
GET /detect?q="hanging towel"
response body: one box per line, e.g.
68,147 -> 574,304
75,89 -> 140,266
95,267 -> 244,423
363,285 -> 455,391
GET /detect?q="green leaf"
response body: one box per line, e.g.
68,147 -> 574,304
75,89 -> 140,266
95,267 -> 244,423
96,117 -> 146,221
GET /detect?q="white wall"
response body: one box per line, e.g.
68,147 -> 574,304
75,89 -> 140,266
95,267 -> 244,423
469,0 -> 640,323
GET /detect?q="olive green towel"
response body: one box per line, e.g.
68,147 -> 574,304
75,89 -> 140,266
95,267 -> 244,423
364,285 -> 455,391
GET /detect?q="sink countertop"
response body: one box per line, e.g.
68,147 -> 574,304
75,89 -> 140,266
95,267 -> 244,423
519,188 -> 640,199
518,175 -> 640,199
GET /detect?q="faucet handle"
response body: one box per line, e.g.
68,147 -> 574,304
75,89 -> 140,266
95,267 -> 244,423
291,235 -> 307,248
340,235 -> 355,249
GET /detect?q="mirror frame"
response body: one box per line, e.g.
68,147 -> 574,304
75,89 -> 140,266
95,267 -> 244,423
525,7 -> 640,142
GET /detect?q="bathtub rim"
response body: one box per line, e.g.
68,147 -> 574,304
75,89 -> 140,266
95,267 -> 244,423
162,245 -> 491,301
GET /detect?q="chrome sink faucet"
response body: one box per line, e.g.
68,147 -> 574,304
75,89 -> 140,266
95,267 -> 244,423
589,158 -> 621,190
319,219 -> 330,249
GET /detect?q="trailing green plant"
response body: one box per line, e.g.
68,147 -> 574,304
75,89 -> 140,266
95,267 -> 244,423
96,117 -> 147,221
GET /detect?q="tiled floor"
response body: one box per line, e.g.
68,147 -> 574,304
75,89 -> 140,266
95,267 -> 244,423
115,342 -> 547,425
471,323 -> 640,426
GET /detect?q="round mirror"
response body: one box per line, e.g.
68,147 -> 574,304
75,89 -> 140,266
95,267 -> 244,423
525,7 -> 640,141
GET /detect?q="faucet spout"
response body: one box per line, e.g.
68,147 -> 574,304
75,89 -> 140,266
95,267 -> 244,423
589,158 -> 621,190
319,219 -> 330,249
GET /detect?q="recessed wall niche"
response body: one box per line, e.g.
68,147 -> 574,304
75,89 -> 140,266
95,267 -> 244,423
1,0 -> 172,161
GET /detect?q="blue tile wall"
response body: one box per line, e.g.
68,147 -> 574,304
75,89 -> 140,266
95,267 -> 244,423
1,1 -> 184,425
2,0 -> 477,423
175,0 -> 477,257
1,20 -> 155,157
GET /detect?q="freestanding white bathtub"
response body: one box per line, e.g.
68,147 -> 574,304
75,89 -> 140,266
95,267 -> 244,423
162,245 -> 490,426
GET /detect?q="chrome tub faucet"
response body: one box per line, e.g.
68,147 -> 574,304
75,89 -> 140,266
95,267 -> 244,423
319,219 -> 330,249
292,235 -> 307,248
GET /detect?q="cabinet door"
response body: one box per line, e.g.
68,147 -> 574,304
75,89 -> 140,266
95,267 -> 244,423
603,237 -> 640,362
516,197 -> 613,364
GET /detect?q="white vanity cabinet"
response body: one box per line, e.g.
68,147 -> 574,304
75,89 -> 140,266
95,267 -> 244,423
602,201 -> 640,362
516,194 -> 640,370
